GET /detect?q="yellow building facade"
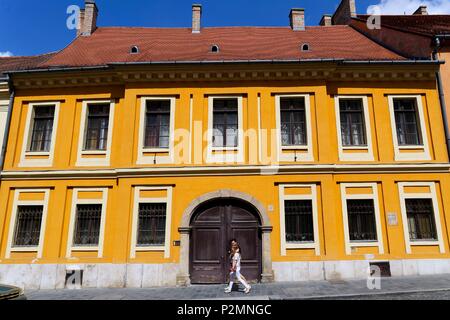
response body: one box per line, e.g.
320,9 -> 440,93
1,1 -> 450,289
1,62 -> 450,289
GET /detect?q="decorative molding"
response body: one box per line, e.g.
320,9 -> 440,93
340,183 -> 384,255
279,184 -> 320,256
10,65 -> 438,89
66,188 -> 109,258
398,182 -> 445,254
2,163 -> 450,180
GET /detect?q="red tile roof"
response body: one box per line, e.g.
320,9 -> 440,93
356,15 -> 450,37
39,25 -> 405,69
0,53 -> 55,77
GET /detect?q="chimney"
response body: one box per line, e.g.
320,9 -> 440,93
290,8 -> 305,31
332,0 -> 357,25
192,4 -> 202,33
78,0 -> 98,37
413,6 -> 428,15
319,15 -> 332,26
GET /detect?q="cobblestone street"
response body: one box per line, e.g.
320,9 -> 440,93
24,274 -> 450,300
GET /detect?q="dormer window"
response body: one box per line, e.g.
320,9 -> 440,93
211,45 -> 220,53
301,43 -> 310,52
130,46 -> 140,54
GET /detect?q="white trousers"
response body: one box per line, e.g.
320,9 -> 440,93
227,269 -> 250,290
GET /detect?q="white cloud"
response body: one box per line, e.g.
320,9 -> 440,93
0,51 -> 13,57
367,0 -> 450,15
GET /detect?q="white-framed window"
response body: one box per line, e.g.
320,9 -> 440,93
279,184 -> 320,256
19,102 -> 60,167
334,96 -> 374,161
76,100 -> 115,167
5,189 -> 50,259
275,94 -> 313,162
340,183 -> 384,255
130,186 -> 173,259
398,182 -> 445,254
388,95 -> 430,161
66,188 -> 108,258
137,97 -> 176,165
206,96 -> 244,163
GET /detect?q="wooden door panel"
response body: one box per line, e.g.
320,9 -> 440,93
230,227 -> 261,282
190,227 -> 224,283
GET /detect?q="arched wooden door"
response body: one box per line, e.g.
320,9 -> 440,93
189,199 -> 262,284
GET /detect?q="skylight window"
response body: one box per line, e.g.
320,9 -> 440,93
130,46 -> 140,54
211,45 -> 220,53
301,43 -> 310,52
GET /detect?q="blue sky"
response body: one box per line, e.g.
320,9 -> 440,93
0,0 -> 448,57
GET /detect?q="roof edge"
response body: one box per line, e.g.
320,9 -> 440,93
5,59 -> 442,75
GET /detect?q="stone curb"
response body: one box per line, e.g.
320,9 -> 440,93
279,287 -> 450,300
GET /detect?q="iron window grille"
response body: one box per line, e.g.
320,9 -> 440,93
29,105 -> 55,152
212,98 -> 239,148
284,200 -> 314,243
346,199 -> 378,241
137,203 -> 167,246
73,204 -> 102,246
393,99 -> 422,146
406,198 -> 438,241
339,99 -> 367,146
280,97 -> 307,146
13,205 -> 43,247
144,100 -> 171,148
84,104 -> 110,151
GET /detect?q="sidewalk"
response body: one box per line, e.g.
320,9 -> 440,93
25,274 -> 450,300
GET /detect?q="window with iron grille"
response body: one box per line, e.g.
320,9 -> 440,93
280,97 -> 306,146
406,198 -> 437,241
393,99 -> 422,146
29,105 -> 55,152
13,205 -> 43,247
144,100 -> 171,148
84,104 -> 110,151
212,99 -> 238,148
73,204 -> 102,246
137,203 -> 167,246
339,99 -> 366,146
284,200 -> 314,242
346,199 -> 377,241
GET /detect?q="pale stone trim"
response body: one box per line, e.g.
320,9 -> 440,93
279,184 -> 320,256
66,188 -> 109,258
340,183 -> 384,255
334,95 -> 374,161
130,186 -> 173,259
137,97 -> 176,165
19,102 -> 60,168
76,100 -> 115,167
275,94 -> 313,162
387,95 -> 431,161
6,189 -> 51,259
206,96 -> 244,164
398,182 -> 445,254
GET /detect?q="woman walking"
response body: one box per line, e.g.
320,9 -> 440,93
225,240 -> 251,294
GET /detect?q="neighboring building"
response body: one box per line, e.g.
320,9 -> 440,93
1,1 -> 450,289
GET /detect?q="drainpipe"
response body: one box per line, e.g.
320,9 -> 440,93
433,37 -> 450,161
0,74 -> 15,170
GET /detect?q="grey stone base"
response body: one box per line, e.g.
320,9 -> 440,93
273,259 -> 450,282
3,259 -> 450,290
0,263 -> 179,290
